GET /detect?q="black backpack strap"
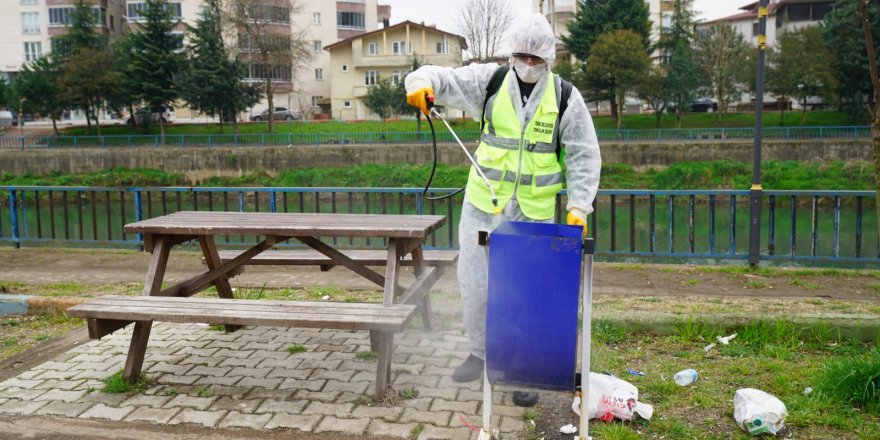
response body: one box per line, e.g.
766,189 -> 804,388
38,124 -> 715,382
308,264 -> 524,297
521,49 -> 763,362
481,66 -> 509,133
556,78 -> 573,159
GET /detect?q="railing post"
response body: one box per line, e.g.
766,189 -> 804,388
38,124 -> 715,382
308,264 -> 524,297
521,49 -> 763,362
19,136 -> 24,151
270,190 -> 277,212
9,189 -> 20,248
134,189 -> 144,250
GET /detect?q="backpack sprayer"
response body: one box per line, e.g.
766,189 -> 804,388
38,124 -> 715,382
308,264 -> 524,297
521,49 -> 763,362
422,94 -> 500,212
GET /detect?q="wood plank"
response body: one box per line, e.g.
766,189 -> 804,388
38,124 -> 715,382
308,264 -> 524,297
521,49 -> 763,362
200,236 -> 240,332
70,304 -> 413,323
123,321 -> 152,380
71,295 -> 407,312
383,238 -> 401,306
410,245 -> 434,331
143,236 -> 171,296
124,211 -> 446,239
215,249 -> 459,267
296,236 -> 390,289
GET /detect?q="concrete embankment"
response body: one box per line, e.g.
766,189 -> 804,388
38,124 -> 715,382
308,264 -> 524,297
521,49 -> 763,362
1,139 -> 869,181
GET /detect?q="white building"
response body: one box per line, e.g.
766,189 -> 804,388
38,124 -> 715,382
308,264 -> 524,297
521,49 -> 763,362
697,0 -> 834,50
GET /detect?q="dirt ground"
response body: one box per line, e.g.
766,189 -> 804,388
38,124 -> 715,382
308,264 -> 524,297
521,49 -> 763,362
2,247 -> 879,439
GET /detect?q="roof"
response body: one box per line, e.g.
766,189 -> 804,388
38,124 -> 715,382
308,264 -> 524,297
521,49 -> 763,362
324,20 -> 467,52
703,1 -> 781,25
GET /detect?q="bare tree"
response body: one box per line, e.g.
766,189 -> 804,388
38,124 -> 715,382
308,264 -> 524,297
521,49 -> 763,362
858,0 -> 880,242
694,23 -> 751,119
455,0 -> 514,62
222,0 -> 310,132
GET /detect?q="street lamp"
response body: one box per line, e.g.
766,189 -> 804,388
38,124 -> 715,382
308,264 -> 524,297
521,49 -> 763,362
18,97 -> 26,150
748,0 -> 769,267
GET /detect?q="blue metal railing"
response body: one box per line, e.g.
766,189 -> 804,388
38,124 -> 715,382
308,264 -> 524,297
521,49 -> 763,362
2,186 -> 878,265
0,126 -> 869,149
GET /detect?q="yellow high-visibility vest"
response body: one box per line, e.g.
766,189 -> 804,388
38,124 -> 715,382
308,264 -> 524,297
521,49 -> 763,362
466,72 -> 563,220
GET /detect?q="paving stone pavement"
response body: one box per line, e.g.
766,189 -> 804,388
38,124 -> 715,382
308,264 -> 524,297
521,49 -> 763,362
0,320 -> 535,439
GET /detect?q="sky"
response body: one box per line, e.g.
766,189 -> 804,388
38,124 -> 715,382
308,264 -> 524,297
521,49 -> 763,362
381,0 -> 746,36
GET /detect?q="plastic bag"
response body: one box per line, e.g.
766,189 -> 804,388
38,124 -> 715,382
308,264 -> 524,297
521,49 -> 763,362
733,388 -> 788,436
572,373 -> 653,422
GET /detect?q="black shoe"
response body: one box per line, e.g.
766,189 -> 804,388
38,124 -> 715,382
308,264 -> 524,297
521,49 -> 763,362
452,354 -> 484,383
513,391 -> 539,407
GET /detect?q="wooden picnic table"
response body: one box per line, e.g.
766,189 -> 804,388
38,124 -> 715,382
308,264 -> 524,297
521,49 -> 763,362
70,211 -> 447,400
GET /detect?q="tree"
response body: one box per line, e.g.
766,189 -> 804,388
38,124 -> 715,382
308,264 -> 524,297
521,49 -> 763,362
455,0 -> 514,61
767,27 -> 838,125
59,48 -> 120,136
823,0 -> 880,121
127,0 -> 185,143
0,77 -> 8,109
563,0 -> 651,62
14,58 -> 65,135
657,0 -> 699,128
178,0 -> 259,133
694,23 -> 752,119
585,29 -> 650,129
857,0 -> 880,249
223,0 -> 310,133
363,78 -> 408,125
638,64 -> 668,128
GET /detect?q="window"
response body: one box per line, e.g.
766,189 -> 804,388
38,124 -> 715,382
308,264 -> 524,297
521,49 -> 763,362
243,63 -> 292,82
109,14 -> 114,31
21,12 -> 40,33
341,64 -> 348,72
313,40 -> 322,53
436,36 -> 448,54
365,70 -> 378,85
315,68 -> 323,80
24,42 -> 42,62
337,11 -> 364,30
392,41 -> 411,55
170,31 -> 184,50
391,70 -> 401,84
311,96 -> 322,107
48,6 -> 106,26
343,100 -> 352,108
312,12 -> 320,24
21,0 -> 38,5
368,42 -> 378,55
126,2 -> 180,23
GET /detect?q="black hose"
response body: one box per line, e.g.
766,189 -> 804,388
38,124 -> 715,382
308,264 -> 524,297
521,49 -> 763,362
422,113 -> 465,202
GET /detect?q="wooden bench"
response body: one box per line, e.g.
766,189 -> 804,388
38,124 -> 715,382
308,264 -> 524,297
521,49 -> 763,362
67,295 -> 416,400
214,249 -> 459,271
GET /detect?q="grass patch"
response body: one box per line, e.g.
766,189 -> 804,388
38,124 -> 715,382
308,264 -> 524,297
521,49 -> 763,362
789,279 -> 822,290
0,314 -> 83,360
743,279 -> 770,289
196,386 -> 215,398
673,315 -> 715,343
287,344 -> 308,353
409,423 -> 424,439
398,388 -> 419,399
354,351 -> 378,362
101,370 -> 152,394
815,349 -> 880,413
593,320 -> 627,344
589,423 -> 641,440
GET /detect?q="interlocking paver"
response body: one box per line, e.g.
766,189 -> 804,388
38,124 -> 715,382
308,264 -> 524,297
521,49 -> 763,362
417,386 -> 458,401
314,416 -> 370,435
500,415 -> 526,433
165,394 -> 217,410
168,409 -> 227,427
237,377 -> 283,389
34,401 -> 92,417
210,396 -> 262,413
179,356 -> 224,367
400,408 -> 453,426
0,378 -> 43,389
80,391 -> 130,406
397,397 -> 433,411
0,387 -> 46,400
295,390 -> 341,402
268,367 -> 312,380
125,406 -> 180,424
255,398 -> 308,414
406,355 -> 450,368
278,378 -> 325,391
338,360 -> 379,372
323,379 -> 369,394
188,365 -> 232,377
0,399 -> 48,415
310,369 -> 356,382
33,389 -> 87,402
432,398 -> 478,414
218,410 -> 272,429
79,404 -> 135,421
264,413 -> 322,431
368,419 -> 418,438
121,394 -> 172,408
394,373 -> 440,387
351,405 -> 404,421
193,375 -> 242,387
149,362 -> 194,375
250,349 -> 289,360
303,401 -> 354,416
214,349 -> 255,360
34,379 -> 86,391
298,359 -> 343,370
417,424 -> 473,440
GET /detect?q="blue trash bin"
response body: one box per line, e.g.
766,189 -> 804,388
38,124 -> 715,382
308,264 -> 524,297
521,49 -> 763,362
484,221 -> 584,391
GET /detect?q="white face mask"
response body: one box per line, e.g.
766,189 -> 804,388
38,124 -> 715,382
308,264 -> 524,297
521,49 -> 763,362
513,58 -> 547,84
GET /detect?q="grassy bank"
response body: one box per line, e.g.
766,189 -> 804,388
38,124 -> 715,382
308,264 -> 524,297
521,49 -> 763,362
1,160 -> 875,191
60,110 -> 860,136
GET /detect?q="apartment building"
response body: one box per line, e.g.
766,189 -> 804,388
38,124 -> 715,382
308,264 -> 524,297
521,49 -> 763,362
1,0 -> 126,84
324,20 -> 466,121
698,0 -> 834,49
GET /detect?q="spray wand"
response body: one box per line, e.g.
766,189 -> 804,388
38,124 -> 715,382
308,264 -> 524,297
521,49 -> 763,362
423,93 -> 499,211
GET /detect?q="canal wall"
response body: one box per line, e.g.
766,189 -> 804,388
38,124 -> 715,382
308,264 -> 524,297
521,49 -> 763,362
1,139 -> 870,182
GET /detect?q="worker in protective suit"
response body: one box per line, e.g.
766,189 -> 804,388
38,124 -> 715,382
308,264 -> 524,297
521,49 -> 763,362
405,13 -> 601,402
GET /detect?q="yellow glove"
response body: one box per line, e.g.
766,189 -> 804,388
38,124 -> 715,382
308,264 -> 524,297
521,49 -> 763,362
567,208 -> 588,237
406,87 -> 434,116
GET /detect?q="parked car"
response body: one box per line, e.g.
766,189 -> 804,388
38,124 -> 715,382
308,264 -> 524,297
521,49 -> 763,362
8,110 -> 36,126
250,107 -> 303,121
126,105 -> 175,125
691,97 -> 718,113
0,111 -> 13,129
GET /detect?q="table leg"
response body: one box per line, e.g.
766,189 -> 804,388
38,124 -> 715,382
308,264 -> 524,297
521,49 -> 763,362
144,236 -> 171,296
383,238 -> 402,306
200,236 -> 240,332
123,320 -> 152,381
409,246 -> 434,331
373,330 -> 394,401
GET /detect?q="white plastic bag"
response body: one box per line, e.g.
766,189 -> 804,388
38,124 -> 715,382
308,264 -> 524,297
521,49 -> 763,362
572,373 -> 653,422
733,388 -> 788,436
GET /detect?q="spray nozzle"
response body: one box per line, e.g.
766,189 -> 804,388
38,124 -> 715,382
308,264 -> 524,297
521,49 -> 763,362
426,93 -> 435,111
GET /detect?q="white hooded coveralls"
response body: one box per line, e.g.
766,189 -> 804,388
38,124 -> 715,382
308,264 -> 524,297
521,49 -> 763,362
404,13 -> 601,360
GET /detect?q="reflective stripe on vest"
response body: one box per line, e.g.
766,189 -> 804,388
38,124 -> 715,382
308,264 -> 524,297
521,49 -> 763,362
466,72 -> 563,220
